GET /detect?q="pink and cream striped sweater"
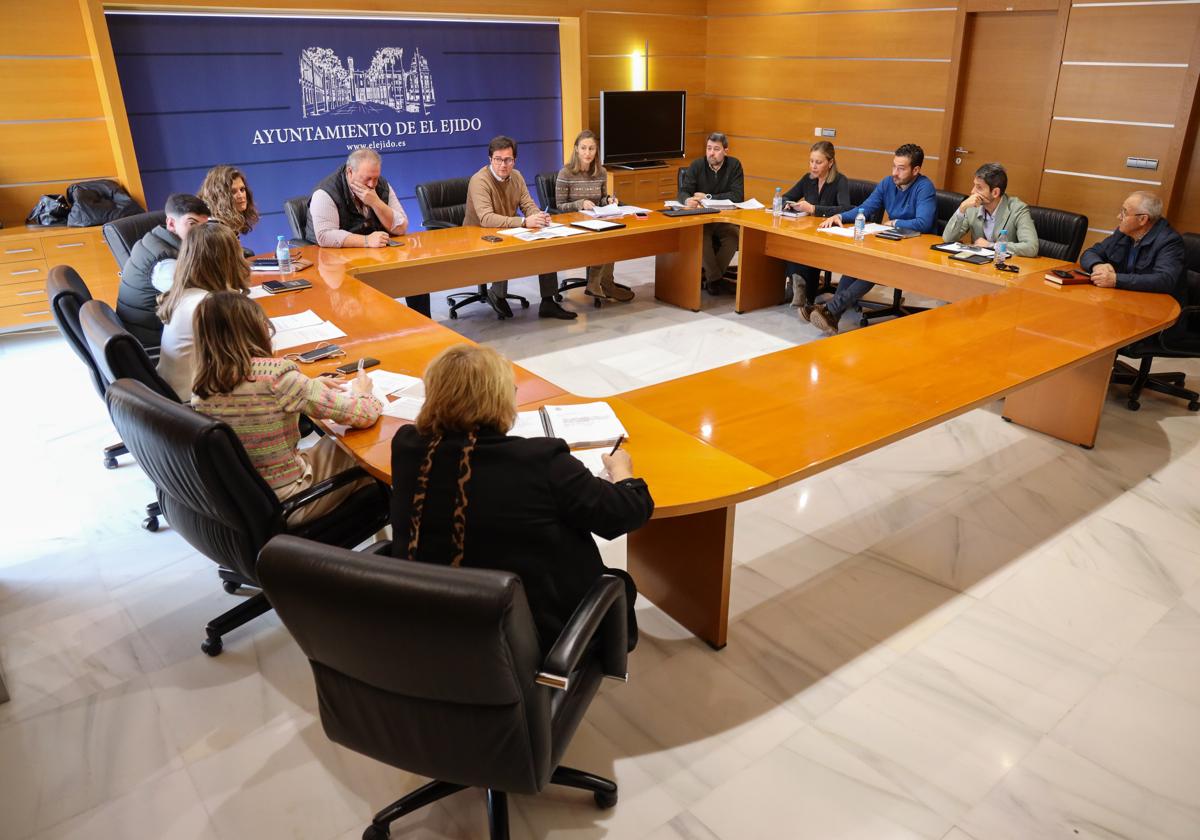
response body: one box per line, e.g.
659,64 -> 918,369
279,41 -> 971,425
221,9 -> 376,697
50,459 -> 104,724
192,357 -> 381,493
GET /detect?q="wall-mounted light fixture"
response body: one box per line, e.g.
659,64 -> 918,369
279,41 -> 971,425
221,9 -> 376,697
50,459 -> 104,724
630,39 -> 649,91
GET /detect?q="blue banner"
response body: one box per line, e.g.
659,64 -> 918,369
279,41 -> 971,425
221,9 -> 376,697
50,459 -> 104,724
106,12 -> 563,253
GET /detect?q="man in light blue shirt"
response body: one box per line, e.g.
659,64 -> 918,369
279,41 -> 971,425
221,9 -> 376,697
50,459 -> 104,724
808,143 -> 936,335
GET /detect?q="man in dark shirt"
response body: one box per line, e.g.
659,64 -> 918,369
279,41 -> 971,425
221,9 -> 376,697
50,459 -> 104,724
678,132 -> 745,294
1080,191 -> 1186,305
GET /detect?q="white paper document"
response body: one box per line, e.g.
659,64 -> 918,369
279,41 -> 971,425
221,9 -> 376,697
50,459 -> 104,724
701,199 -> 735,209
818,223 -> 891,238
247,285 -> 271,299
367,369 -> 424,396
571,448 -> 611,479
541,402 -> 628,449
272,320 -> 346,351
583,204 -> 650,218
511,224 -> 589,242
664,200 -> 686,209
510,410 -> 548,438
734,198 -> 765,210
938,242 -> 997,257
269,310 -> 323,331
380,395 -> 426,420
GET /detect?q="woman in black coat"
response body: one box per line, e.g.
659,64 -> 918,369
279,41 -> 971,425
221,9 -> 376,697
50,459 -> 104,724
391,344 -> 653,652
781,140 -> 853,312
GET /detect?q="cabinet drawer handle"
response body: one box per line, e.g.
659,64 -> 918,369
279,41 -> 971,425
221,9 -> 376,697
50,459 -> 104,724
56,242 -> 86,249
16,290 -> 45,297
5,247 -> 34,255
10,268 -> 40,276
22,310 -> 50,317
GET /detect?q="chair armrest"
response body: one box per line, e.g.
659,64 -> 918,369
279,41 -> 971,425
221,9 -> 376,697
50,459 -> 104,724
423,219 -> 458,230
536,574 -> 627,691
279,466 -> 384,517
1160,305 -> 1200,353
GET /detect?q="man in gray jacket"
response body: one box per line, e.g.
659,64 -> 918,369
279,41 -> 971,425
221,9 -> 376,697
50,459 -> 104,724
942,162 -> 1038,257
115,193 -> 209,347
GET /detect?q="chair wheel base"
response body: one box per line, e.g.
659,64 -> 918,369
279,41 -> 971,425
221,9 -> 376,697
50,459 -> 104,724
103,455 -> 118,469
1127,399 -> 1141,411
201,637 -> 223,657
142,516 -> 159,532
554,293 -> 564,302
1189,400 -> 1199,412
594,790 -> 618,809
449,310 -> 458,320
223,580 -> 241,594
519,298 -> 530,309
362,824 -> 389,840
859,318 -> 869,328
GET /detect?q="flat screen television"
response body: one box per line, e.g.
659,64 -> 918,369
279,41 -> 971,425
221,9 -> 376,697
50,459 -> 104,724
600,90 -> 686,169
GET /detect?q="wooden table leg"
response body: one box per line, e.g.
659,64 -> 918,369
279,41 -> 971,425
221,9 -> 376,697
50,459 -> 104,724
1003,351 -> 1115,448
654,225 -> 703,311
627,505 -> 734,649
735,226 -> 786,313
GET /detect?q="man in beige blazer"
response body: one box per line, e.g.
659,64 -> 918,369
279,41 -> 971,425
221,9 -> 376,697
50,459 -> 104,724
942,162 -> 1039,257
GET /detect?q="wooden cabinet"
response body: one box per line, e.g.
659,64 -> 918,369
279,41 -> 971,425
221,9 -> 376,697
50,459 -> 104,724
0,225 -> 119,331
607,165 -> 681,207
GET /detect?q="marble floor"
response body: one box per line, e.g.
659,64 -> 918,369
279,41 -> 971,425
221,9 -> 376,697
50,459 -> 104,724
3,259 -> 1200,840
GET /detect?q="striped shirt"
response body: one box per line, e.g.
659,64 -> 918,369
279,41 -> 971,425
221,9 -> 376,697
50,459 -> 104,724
554,166 -> 611,212
192,357 -> 381,493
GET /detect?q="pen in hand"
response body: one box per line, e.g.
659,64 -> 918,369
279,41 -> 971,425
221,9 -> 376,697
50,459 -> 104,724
609,434 -> 625,455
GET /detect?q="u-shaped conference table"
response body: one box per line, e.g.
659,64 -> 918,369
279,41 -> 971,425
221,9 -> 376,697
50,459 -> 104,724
256,209 -> 1179,649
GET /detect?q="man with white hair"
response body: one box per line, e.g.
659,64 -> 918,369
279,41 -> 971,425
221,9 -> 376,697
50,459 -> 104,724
1081,191 -> 1186,304
308,148 -> 429,315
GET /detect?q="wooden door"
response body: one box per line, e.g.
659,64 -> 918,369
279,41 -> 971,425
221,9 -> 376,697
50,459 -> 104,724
946,11 -> 1059,201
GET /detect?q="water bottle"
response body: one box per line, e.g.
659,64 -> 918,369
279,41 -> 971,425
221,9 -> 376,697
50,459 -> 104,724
994,229 -> 1008,267
853,209 -> 866,243
276,235 -> 293,274
772,187 -> 783,218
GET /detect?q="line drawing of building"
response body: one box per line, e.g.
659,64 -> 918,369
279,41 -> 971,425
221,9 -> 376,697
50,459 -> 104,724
299,46 -> 436,118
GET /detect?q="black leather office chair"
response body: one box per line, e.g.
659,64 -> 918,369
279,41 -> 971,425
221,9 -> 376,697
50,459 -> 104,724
1027,205 -> 1088,262
47,265 -> 131,469
676,166 -> 739,290
1110,231 -> 1200,411
258,534 -> 628,840
859,189 -> 962,326
283,196 -> 315,245
101,210 -> 166,270
105,380 -> 391,655
845,178 -> 883,221
414,177 -> 528,320
80,298 -> 179,530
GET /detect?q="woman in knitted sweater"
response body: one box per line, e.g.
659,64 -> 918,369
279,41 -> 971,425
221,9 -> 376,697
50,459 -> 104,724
191,291 -> 382,524
555,130 -> 634,302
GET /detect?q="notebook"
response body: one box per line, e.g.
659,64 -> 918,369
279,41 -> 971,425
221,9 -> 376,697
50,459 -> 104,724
509,402 -> 628,448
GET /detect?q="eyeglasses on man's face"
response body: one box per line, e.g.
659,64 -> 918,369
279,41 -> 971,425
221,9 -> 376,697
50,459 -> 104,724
491,155 -> 515,165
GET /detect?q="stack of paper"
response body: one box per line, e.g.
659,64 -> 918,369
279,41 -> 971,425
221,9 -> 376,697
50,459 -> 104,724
582,204 -> 650,218
734,198 -> 765,210
508,224 -> 590,242
571,448 -> 612,479
510,410 -> 548,438
271,310 -> 346,351
818,223 -> 891,239
362,369 -> 427,419
509,402 -> 628,449
701,199 -> 735,209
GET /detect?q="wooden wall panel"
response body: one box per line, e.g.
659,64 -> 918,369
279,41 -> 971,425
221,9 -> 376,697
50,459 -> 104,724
0,122 -> 116,185
0,60 -> 103,121
705,10 -> 956,59
709,0 -> 956,12
586,56 -> 706,97
730,137 -> 940,189
0,0 -> 90,55
705,97 -> 943,148
1037,171 -> 1145,235
1054,65 -> 1190,125
1171,98 -> 1200,233
1062,5 -> 1200,65
1043,121 -> 1174,181
707,58 -> 949,108
586,11 -> 706,56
